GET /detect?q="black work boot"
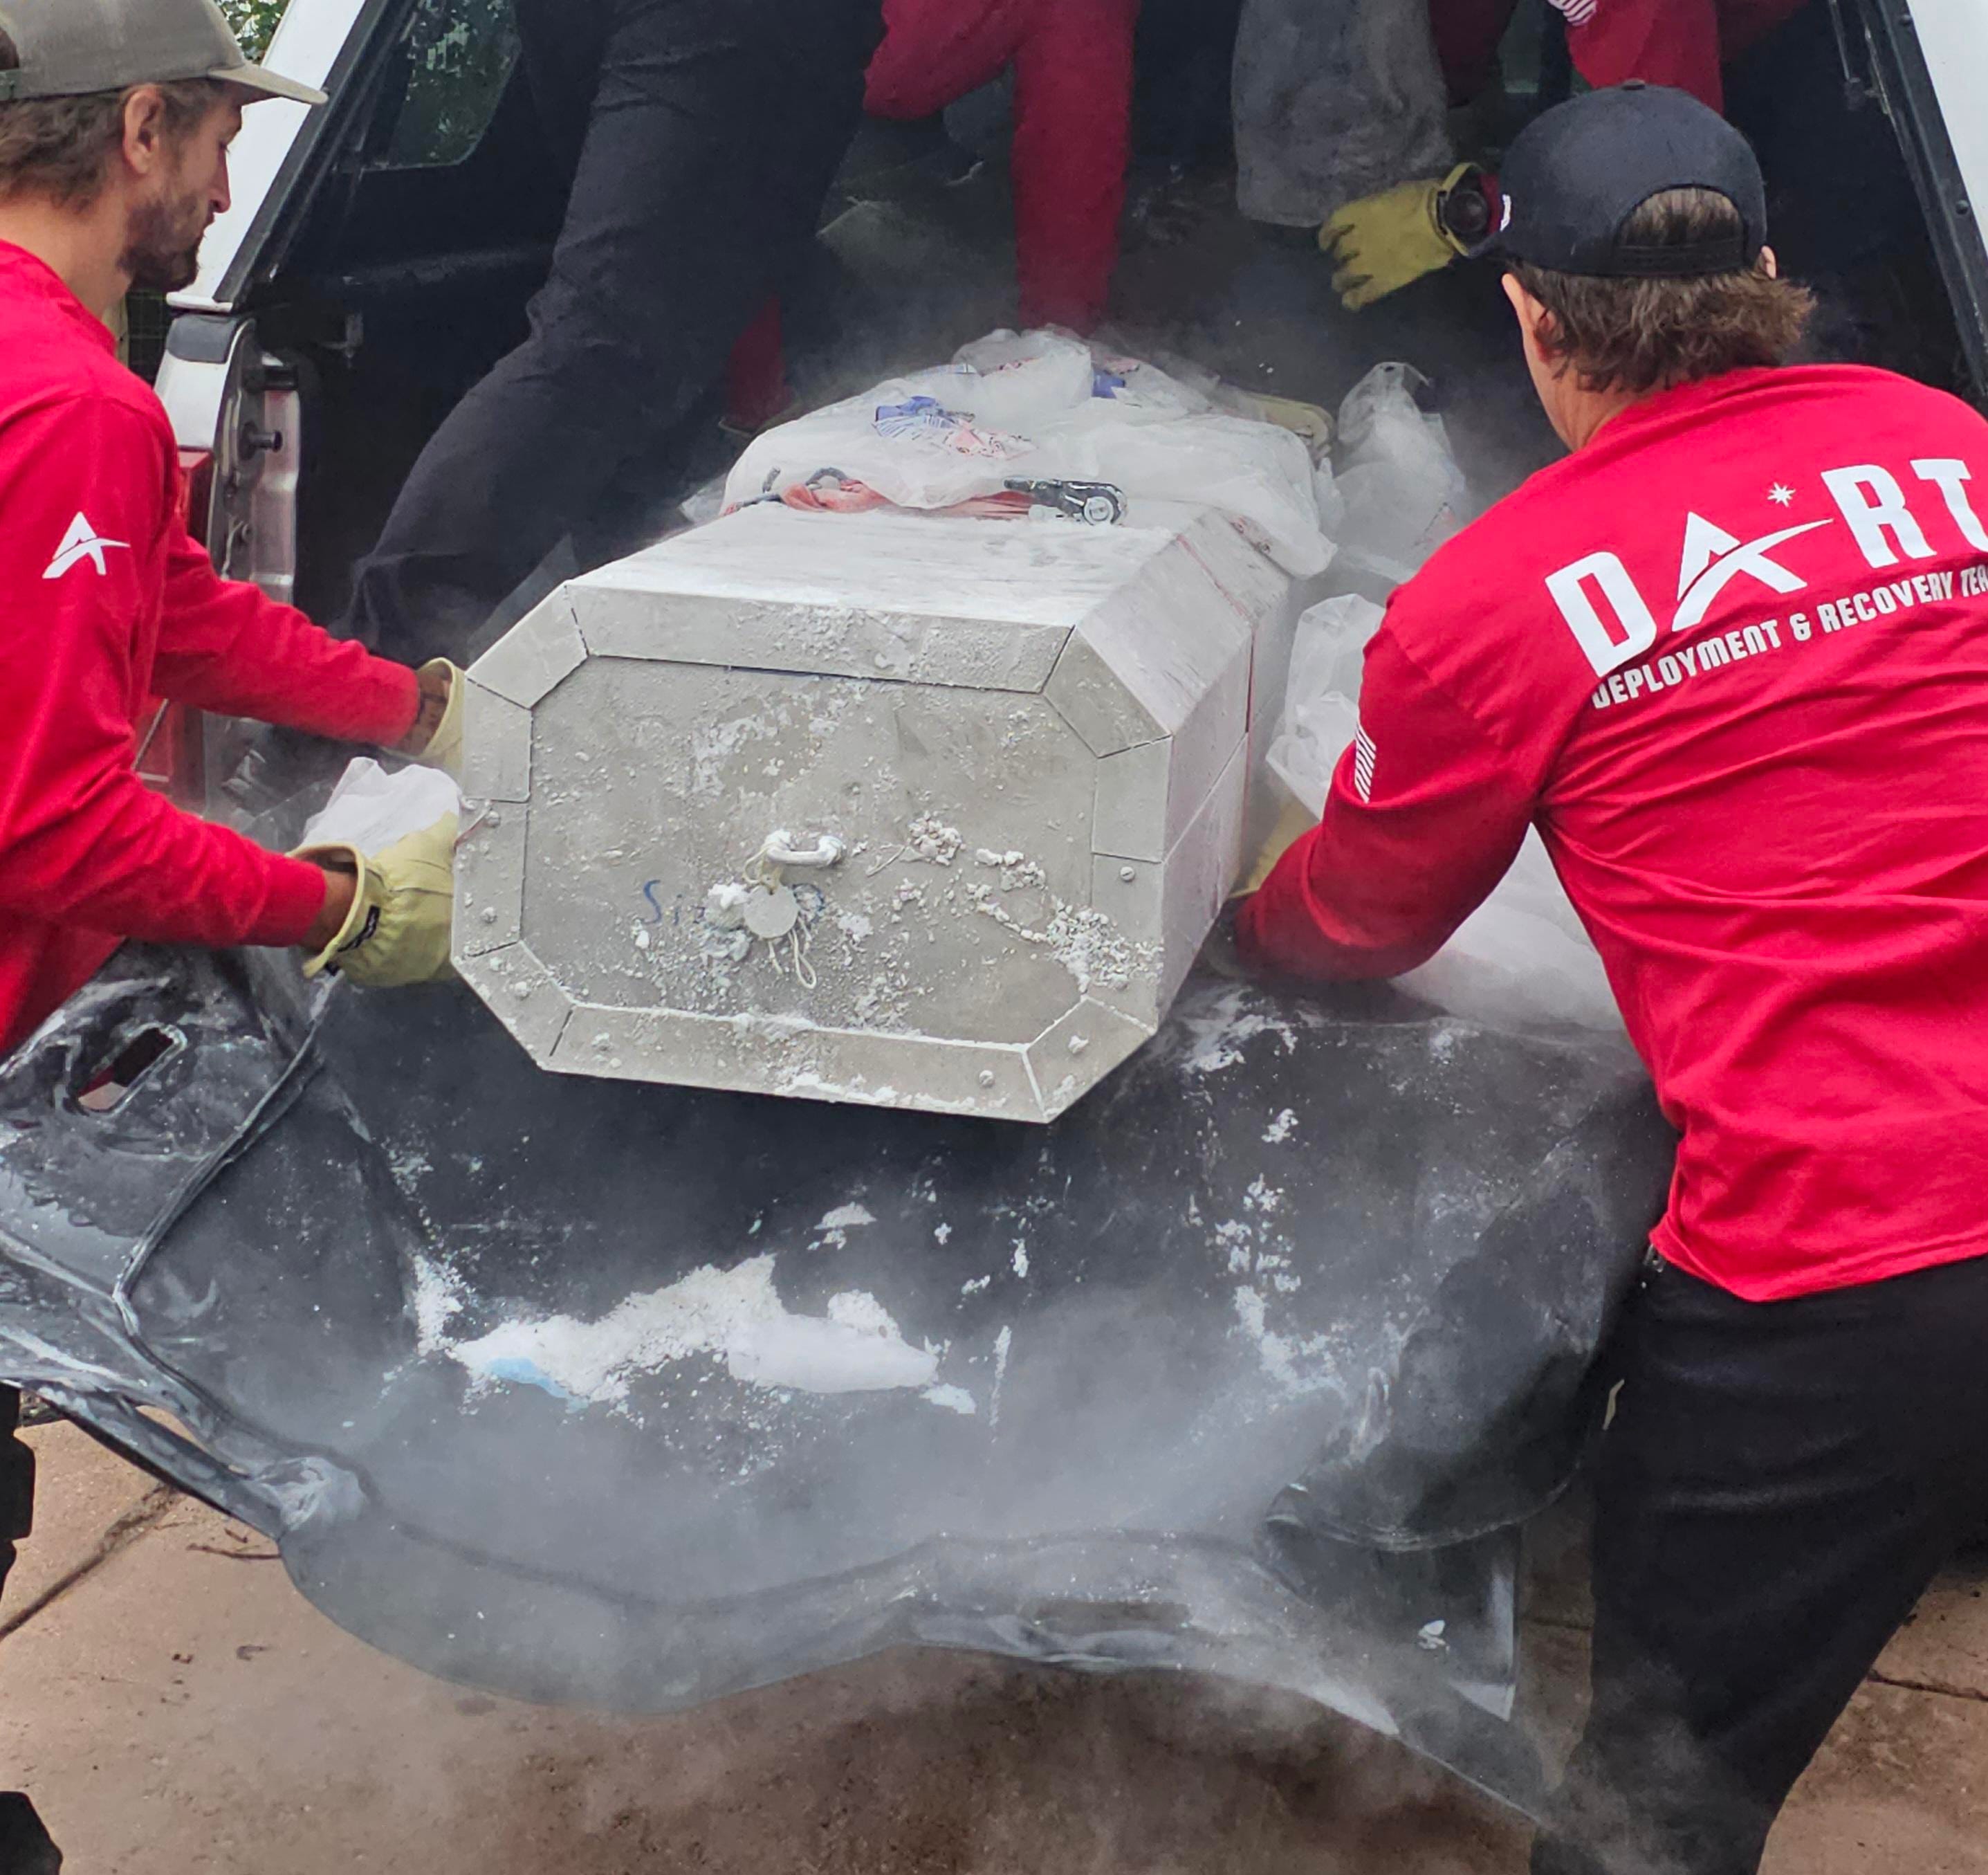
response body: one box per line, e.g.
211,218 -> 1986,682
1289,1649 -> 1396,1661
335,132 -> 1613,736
0,1792 -> 62,1872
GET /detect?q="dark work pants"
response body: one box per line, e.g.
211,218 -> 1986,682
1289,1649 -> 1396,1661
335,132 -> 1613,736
0,1388 -> 30,1602
346,0 -> 883,665
0,1388 -> 59,1873
1533,1253 -> 1988,1875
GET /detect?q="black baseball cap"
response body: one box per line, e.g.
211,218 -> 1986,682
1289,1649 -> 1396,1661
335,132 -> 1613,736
1495,82 -> 1767,279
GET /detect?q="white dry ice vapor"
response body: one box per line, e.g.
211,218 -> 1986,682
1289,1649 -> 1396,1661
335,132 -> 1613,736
443,1255 -> 941,1408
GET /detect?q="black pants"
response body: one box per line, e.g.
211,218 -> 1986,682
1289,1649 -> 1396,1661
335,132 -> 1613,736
0,1387 -> 58,1872
345,0 -> 883,665
1534,1252 -> 1988,1875
0,1388 -> 29,1604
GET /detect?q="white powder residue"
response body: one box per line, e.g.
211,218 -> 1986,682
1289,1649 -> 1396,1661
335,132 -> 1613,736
966,886 -> 1145,995
1184,1008 -> 1303,1076
923,1384 -> 978,1416
974,849 -> 1049,892
1011,1240 -> 1030,1279
826,1290 -> 896,1335
906,814 -> 964,866
991,1324 -> 1013,1429
446,1256 -> 937,1406
692,715 -> 778,797
1264,1109 -> 1298,1144
935,1222 -> 954,1246
1231,1288 -> 1349,1398
961,1274 -> 991,1296
409,1256 -> 468,1355
816,1202 -> 877,1243
389,1145 -> 432,1189
1244,1177 -> 1283,1216
1045,906 -> 1139,994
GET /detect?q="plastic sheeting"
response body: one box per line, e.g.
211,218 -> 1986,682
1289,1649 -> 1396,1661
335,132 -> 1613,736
0,945 -> 1672,1811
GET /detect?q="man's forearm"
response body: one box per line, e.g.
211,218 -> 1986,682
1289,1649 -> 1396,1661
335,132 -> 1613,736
154,542 -> 426,747
1236,850 -> 1453,982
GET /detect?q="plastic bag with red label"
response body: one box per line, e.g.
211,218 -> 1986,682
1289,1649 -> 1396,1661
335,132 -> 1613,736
721,331 -> 1336,577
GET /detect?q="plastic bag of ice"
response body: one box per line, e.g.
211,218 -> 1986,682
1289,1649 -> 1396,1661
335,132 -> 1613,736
1267,594 -> 1379,812
1031,403 -> 1334,575
1334,364 -> 1473,586
1267,597 -> 1623,1034
720,331 -> 1336,576
301,758 -> 463,857
722,370 -> 1044,512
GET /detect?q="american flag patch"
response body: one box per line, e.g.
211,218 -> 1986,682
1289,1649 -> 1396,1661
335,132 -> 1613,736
1552,0 -> 1598,22
1352,725 -> 1377,803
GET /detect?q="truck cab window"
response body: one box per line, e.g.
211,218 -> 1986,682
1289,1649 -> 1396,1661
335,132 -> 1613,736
378,0 -> 520,170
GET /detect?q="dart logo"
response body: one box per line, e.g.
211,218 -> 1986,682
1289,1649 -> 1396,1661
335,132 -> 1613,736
1543,459 -> 1988,679
44,512 -> 128,580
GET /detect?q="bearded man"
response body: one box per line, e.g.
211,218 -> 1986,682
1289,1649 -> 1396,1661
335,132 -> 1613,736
0,10 -> 466,1856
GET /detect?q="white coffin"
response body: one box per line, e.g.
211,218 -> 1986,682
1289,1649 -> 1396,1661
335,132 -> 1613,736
453,500 -> 1297,1121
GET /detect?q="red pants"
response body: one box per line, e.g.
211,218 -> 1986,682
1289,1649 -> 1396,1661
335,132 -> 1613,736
865,0 -> 1139,333
727,0 -> 1136,426
1430,0 -> 1807,113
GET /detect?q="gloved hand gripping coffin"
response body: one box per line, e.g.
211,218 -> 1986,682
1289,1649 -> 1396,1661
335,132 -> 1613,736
455,498 -> 1298,1121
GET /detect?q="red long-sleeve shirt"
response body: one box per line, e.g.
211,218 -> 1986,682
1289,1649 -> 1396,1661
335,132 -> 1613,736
1241,365 -> 1988,1303
727,0 -> 1136,427
865,0 -> 1136,333
1430,0 -> 1807,113
0,244 -> 419,1055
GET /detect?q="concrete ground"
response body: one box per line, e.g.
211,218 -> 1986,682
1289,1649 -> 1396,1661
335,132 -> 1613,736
8,1422 -> 1988,1873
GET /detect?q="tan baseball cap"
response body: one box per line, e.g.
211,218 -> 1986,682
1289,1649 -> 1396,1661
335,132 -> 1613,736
0,0 -> 328,108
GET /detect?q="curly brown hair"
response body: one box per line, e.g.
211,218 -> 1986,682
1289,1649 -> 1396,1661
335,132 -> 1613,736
0,30 -> 223,208
1511,187 -> 1815,395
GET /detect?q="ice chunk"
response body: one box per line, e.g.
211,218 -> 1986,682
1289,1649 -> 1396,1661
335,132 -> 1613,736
445,1256 -> 937,1405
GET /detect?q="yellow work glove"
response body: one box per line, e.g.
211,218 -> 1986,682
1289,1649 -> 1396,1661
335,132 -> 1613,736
1200,798 -> 1320,982
1241,795 -> 1320,895
295,814 -> 459,989
1237,392 -> 1334,458
396,659 -> 465,777
1320,163 -> 1480,312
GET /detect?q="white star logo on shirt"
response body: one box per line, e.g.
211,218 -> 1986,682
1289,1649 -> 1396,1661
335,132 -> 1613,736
1767,484 -> 1796,508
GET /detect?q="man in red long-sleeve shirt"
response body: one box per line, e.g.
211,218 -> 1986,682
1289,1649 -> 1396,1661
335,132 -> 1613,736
0,0 -> 461,1065
1241,85 -> 1988,1874
0,7 -> 463,1858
